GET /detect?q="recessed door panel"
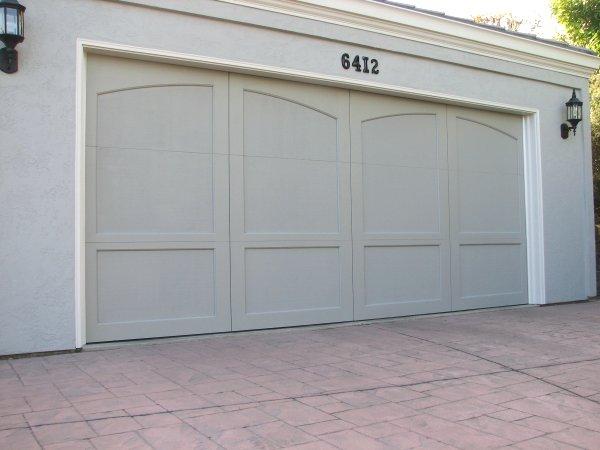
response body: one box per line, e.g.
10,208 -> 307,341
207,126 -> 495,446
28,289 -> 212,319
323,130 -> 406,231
243,157 -> 340,234
85,55 -> 231,342
95,148 -> 216,235
363,165 -> 442,234
364,245 -> 442,309
96,249 -> 216,323
244,247 -> 342,314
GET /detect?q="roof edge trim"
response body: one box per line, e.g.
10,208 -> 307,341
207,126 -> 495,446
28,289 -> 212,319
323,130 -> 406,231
109,0 -> 600,78
219,0 -> 600,77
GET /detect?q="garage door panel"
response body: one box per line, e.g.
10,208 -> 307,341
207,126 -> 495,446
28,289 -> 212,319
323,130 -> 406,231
364,245 -> 443,306
351,91 -> 451,320
242,156 -> 342,235
448,107 -> 527,311
457,244 -> 526,309
97,85 -> 214,153
231,242 -> 353,329
458,171 -> 522,234
364,165 -> 444,235
86,242 -> 231,342
95,148 -> 216,235
96,249 -> 217,323
86,55 -> 231,342
244,247 -> 342,314
230,74 -> 352,329
459,244 -> 524,297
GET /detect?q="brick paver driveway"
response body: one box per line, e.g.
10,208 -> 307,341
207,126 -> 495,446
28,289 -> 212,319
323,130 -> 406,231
2,302 -> 600,449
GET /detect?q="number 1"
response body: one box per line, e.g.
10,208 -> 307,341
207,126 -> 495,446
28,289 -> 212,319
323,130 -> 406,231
362,56 -> 370,73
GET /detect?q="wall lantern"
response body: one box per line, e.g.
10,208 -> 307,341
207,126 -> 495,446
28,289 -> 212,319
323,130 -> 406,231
0,0 -> 25,74
561,89 -> 583,139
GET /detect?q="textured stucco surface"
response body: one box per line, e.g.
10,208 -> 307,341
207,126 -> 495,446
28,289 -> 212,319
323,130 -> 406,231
0,0 -> 595,355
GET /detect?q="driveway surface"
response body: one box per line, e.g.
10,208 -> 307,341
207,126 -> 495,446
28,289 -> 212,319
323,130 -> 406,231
2,302 -> 600,449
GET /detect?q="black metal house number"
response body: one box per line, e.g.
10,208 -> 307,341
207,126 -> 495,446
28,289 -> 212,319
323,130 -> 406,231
341,53 -> 379,75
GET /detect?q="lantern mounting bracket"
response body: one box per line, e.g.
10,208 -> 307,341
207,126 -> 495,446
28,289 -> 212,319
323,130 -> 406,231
561,122 -> 576,139
0,46 -> 17,74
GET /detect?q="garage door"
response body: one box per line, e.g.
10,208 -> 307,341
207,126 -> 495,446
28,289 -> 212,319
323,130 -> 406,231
86,55 -> 527,343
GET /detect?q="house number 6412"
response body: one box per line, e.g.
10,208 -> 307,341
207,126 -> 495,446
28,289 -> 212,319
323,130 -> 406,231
341,53 -> 379,75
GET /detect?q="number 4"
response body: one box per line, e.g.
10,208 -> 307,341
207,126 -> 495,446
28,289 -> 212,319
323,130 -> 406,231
352,55 -> 362,72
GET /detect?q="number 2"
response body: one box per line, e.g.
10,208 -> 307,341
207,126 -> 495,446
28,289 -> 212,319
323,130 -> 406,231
371,59 -> 379,74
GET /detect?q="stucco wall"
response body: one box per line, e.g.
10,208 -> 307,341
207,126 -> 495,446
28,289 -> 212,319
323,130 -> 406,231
0,0 -> 595,355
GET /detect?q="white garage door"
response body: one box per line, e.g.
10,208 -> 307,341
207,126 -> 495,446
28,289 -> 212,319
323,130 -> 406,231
85,55 -> 527,342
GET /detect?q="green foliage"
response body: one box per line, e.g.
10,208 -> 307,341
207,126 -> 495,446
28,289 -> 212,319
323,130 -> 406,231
552,0 -> 600,54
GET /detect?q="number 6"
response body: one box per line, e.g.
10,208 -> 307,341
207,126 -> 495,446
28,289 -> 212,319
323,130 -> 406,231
341,53 -> 350,70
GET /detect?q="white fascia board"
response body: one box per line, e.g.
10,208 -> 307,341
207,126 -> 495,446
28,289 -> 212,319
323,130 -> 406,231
107,0 -> 600,78
220,0 -> 599,78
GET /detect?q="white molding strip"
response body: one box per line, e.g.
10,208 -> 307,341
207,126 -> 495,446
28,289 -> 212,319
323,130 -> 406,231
109,0 -> 600,78
74,39 -> 547,345
523,114 -> 546,304
74,40 -> 86,348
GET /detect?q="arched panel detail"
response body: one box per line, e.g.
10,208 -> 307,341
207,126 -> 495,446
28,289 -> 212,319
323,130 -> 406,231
455,117 -> 520,175
97,84 -> 214,153
242,90 -> 339,162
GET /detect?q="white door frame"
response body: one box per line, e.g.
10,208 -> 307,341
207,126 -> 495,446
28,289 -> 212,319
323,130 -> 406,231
74,38 -> 546,348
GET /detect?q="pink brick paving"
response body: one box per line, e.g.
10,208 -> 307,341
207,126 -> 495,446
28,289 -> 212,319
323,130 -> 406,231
1,302 -> 600,449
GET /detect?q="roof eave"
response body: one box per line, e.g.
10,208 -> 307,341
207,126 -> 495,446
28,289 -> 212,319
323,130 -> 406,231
218,0 -> 600,78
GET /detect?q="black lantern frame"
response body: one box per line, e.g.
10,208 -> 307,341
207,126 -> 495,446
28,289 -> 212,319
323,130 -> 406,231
0,0 -> 26,74
561,89 -> 584,139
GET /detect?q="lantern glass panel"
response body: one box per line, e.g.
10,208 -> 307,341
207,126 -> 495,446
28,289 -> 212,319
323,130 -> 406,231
18,8 -> 23,36
0,8 -> 5,35
6,6 -> 17,35
568,104 -> 580,121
